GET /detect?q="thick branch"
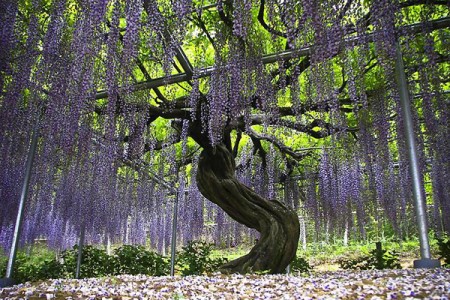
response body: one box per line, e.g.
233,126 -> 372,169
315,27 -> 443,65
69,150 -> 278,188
235,114 -> 358,139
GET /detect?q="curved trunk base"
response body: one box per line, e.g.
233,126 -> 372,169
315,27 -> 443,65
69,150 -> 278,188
196,144 -> 300,274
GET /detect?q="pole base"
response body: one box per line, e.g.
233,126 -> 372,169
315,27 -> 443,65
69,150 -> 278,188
0,278 -> 16,288
413,258 -> 441,269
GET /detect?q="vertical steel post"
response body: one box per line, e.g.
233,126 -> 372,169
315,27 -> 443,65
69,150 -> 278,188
5,128 -> 39,280
170,186 -> 182,276
75,226 -> 86,279
394,43 -> 440,268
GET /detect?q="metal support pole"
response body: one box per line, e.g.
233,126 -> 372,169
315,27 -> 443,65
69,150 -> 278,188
170,186 -> 183,276
75,226 -> 86,279
394,43 -> 440,269
0,128 -> 39,287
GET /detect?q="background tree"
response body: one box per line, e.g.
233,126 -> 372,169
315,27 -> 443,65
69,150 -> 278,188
0,0 -> 448,274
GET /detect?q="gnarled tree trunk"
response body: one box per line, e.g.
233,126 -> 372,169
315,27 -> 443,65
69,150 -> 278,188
196,143 -> 300,274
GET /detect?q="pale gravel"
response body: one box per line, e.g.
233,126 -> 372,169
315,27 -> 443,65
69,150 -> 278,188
1,269 -> 449,299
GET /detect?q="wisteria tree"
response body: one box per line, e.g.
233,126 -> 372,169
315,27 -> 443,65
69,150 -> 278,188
0,0 -> 448,274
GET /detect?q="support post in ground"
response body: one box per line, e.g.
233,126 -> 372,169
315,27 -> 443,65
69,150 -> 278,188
75,226 -> 86,279
170,181 -> 185,276
394,42 -> 440,269
0,128 -> 39,288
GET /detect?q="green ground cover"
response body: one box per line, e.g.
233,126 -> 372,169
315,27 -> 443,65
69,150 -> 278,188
2,235 -> 448,284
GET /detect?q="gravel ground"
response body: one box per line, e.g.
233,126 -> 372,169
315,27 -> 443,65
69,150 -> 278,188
1,269 -> 449,299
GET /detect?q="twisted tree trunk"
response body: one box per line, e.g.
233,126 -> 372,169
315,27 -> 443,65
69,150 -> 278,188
196,143 -> 300,274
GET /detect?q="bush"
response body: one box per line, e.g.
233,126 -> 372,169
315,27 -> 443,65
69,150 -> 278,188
0,241 -> 232,281
437,236 -> 450,267
113,245 -> 169,276
290,256 -> 312,273
0,254 -> 7,277
176,241 -> 228,275
338,243 -> 401,270
15,252 -> 64,283
0,249 -> 63,283
60,245 -> 114,278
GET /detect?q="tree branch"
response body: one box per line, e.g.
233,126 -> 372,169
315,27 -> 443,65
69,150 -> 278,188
248,129 -> 310,161
258,0 -> 287,38
217,0 -> 233,28
94,99 -> 190,123
250,135 -> 268,168
233,130 -> 242,158
190,13 -> 218,51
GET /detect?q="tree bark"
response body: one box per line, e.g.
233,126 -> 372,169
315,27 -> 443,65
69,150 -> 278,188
196,143 -> 300,274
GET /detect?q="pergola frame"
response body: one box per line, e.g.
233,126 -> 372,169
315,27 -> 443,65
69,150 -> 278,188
95,17 -> 450,99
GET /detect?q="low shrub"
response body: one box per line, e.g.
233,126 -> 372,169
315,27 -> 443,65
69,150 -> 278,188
60,245 -> 113,278
176,241 -> 228,275
436,236 -> 450,267
0,249 -> 63,283
1,241 -> 227,282
0,254 -> 6,277
290,256 -> 312,273
338,243 -> 401,270
113,245 -> 170,276
15,252 -> 64,283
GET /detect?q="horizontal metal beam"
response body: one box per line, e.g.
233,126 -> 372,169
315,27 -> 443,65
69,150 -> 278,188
95,17 -> 450,100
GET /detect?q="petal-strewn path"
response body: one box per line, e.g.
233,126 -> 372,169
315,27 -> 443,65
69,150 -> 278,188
1,269 -> 449,299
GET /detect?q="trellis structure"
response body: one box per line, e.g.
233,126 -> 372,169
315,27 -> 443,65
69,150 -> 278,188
94,16 -> 450,99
